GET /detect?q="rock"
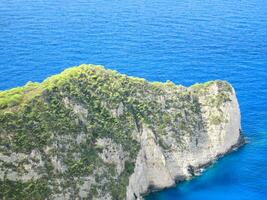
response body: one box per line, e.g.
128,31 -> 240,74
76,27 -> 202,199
0,65 -> 243,199
96,138 -> 128,175
127,81 -> 242,200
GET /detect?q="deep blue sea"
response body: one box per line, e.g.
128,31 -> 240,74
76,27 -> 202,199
0,0 -> 266,199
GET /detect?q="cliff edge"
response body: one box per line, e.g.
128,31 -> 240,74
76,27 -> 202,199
0,65 -> 243,199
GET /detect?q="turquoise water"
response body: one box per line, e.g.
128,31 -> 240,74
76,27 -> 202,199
0,0 -> 266,199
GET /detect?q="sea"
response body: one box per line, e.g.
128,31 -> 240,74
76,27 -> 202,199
0,0 -> 266,199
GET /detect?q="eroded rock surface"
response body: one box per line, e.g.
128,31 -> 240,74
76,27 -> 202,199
0,65 -> 243,199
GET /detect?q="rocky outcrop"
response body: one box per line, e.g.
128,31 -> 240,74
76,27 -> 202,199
127,82 -> 243,200
0,64 -> 243,199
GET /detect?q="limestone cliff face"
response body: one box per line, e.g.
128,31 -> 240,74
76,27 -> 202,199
0,65 -> 243,199
127,83 -> 242,200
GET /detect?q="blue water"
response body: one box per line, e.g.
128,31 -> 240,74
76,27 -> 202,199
0,0 -> 266,199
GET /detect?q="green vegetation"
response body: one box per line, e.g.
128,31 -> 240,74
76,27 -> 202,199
0,178 -> 50,200
0,64 -> 234,199
209,115 -> 223,125
0,82 -> 42,110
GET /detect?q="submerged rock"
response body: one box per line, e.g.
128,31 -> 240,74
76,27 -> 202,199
0,64 -> 243,199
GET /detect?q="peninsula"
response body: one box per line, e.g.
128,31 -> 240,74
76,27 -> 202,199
0,64 -> 244,199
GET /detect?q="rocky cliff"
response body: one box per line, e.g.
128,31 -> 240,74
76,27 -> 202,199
0,64 -> 243,199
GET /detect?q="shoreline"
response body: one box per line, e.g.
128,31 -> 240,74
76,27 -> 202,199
142,134 -> 247,199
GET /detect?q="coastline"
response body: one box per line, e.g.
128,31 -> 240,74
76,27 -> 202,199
143,134 -> 247,199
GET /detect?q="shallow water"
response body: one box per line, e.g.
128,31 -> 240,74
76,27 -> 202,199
0,0 -> 267,199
